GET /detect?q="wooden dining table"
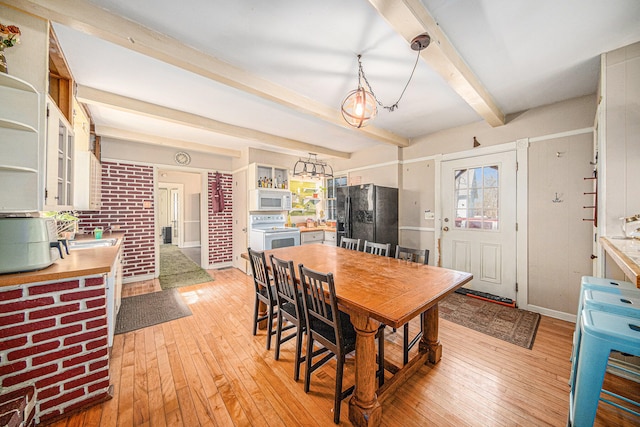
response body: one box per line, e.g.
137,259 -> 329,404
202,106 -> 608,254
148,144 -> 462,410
263,244 -> 473,427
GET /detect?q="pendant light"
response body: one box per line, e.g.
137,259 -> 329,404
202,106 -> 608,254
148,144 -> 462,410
292,153 -> 333,179
341,33 -> 431,128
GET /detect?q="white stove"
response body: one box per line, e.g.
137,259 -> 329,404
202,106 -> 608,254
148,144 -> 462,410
249,214 -> 301,250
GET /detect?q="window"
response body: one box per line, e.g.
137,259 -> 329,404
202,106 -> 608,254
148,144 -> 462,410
454,165 -> 499,230
326,176 -> 347,221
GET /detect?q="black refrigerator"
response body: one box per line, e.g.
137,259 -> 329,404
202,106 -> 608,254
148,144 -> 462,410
336,184 -> 398,250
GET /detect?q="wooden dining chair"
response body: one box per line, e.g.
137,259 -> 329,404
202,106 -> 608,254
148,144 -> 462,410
395,245 -> 430,365
339,236 -> 360,251
270,254 -> 305,381
363,240 -> 391,257
248,247 -> 278,350
298,264 -> 385,424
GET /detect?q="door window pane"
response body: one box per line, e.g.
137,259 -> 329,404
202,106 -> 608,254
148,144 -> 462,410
454,164 -> 500,231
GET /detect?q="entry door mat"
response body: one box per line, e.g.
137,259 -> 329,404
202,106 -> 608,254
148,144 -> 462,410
439,292 -> 541,349
159,244 -> 213,290
115,289 -> 192,335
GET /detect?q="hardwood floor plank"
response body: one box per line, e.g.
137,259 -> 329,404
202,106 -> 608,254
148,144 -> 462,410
132,329 -> 150,426
116,333 -> 136,427
145,326 -> 167,427
50,268 -> 637,427
153,324 -> 180,417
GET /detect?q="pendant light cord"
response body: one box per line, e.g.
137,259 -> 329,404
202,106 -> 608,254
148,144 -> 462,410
358,49 -> 421,112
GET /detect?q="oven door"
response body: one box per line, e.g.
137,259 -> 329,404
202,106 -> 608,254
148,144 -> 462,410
264,230 -> 300,249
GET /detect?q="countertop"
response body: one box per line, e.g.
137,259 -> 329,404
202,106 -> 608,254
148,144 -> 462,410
297,226 -> 336,233
0,232 -> 125,287
600,236 -> 640,287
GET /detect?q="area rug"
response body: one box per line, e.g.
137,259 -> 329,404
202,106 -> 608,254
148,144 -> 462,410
159,244 -> 213,289
115,289 -> 192,334
439,292 -> 541,349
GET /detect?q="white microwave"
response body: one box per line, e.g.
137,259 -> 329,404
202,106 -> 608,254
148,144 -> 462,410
249,189 -> 292,211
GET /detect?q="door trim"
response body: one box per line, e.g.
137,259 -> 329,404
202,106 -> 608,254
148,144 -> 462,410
435,140 -> 529,309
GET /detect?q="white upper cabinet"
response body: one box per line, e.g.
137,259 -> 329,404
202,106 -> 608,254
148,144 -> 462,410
248,163 -> 289,190
0,73 -> 40,213
44,98 -> 74,210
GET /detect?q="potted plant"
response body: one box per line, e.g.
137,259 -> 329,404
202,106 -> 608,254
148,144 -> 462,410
43,211 -> 80,240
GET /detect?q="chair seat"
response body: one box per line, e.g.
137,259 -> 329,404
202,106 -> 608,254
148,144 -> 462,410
310,310 -> 357,351
258,285 -> 278,304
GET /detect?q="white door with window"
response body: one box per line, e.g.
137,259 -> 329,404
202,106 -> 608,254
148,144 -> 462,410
441,151 -> 517,301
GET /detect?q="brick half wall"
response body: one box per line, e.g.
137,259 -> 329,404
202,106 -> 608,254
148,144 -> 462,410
0,276 -> 110,424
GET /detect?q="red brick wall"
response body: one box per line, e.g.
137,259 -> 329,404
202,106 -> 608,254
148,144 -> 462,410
208,172 -> 233,265
78,161 -> 155,279
78,162 -> 234,279
0,276 -> 110,424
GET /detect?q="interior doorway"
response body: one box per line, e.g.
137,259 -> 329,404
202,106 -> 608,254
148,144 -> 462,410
158,183 -> 184,246
157,169 -> 204,270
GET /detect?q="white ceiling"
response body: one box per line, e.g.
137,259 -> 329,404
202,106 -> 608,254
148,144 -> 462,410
39,0 -> 640,159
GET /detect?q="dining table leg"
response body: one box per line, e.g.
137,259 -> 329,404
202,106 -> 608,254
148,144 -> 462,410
348,312 -> 382,427
420,303 -> 442,364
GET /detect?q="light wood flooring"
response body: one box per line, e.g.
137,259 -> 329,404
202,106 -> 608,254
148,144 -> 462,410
50,268 -> 638,426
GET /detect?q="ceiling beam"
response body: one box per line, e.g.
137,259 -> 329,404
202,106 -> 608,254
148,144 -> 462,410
6,0 -> 409,148
76,85 -> 351,159
368,0 -> 505,127
95,126 -> 242,158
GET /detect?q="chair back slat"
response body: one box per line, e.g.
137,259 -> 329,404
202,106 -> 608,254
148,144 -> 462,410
299,265 -> 341,341
339,237 -> 360,251
363,241 -> 391,257
270,255 -> 303,317
395,246 -> 430,265
248,248 -> 275,299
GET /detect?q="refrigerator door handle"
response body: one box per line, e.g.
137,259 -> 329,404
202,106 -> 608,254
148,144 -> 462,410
345,196 -> 351,237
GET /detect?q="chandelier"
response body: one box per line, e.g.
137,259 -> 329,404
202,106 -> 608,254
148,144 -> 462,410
340,33 -> 431,128
292,153 -> 333,179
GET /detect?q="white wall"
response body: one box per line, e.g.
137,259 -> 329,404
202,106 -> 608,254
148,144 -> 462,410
101,138 -> 234,171
601,42 -> 640,237
528,133 -> 594,313
343,95 -> 597,317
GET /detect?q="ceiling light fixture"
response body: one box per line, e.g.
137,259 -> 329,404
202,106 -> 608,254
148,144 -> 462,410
292,153 -> 333,179
341,32 -> 431,128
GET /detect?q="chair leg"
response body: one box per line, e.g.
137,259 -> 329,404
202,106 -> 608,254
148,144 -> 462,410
266,304 -> 275,350
274,311 -> 283,360
304,336 -> 313,393
294,327 -> 304,381
252,297 -> 259,336
334,354 -> 345,424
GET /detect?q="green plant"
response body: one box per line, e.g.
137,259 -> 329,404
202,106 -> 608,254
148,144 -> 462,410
43,211 -> 80,236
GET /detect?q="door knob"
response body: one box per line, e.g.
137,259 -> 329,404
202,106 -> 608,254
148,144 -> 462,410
590,254 -> 598,259
443,226 -> 449,232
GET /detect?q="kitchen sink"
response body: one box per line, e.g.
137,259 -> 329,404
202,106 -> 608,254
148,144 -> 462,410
69,238 -> 118,250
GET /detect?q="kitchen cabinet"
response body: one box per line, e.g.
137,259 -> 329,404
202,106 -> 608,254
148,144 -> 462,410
323,230 -> 337,246
0,73 -> 41,213
106,245 -> 123,347
301,230 -> 324,245
248,162 -> 289,189
74,151 -> 102,210
45,98 -> 74,209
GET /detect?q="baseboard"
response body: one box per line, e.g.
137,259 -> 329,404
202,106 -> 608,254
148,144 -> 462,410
524,304 -> 576,323
209,261 -> 233,270
182,241 -> 201,248
123,273 -> 155,284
